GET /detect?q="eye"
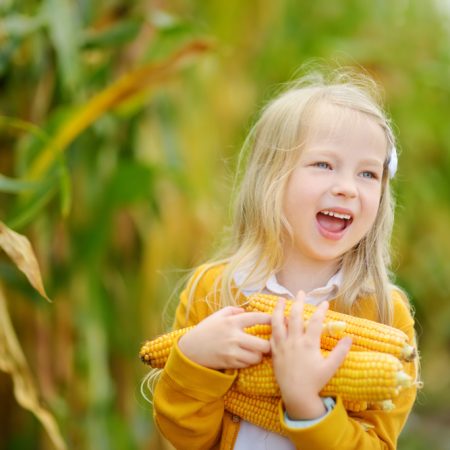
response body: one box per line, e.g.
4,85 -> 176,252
360,171 -> 378,179
314,162 -> 331,170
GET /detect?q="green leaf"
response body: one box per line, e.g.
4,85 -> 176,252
43,0 -> 81,93
105,161 -> 156,207
5,167 -> 61,230
0,175 -> 39,194
80,19 -> 142,49
15,108 -> 72,177
0,14 -> 45,38
71,160 -> 157,264
0,37 -> 21,76
58,159 -> 71,218
25,40 -> 211,180
0,115 -> 49,143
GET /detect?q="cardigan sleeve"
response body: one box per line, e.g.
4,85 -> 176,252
279,290 -> 418,450
153,265 -> 236,450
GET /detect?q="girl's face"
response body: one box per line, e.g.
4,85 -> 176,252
282,103 -> 387,268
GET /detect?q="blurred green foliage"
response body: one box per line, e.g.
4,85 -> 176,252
0,0 -> 449,449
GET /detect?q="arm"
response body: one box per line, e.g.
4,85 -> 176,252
275,291 -> 418,450
153,265 -> 271,450
153,335 -> 237,450
153,266 -> 232,450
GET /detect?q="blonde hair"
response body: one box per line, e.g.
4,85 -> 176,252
187,68 -> 402,325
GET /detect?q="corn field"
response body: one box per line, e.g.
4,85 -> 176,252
0,1 -> 449,449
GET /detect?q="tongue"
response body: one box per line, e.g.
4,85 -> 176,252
317,213 -> 347,232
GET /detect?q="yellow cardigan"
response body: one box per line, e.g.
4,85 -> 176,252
153,264 -> 417,450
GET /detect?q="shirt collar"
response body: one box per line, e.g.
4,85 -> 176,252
234,265 -> 343,305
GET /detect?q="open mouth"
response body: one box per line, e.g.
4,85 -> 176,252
316,209 -> 353,236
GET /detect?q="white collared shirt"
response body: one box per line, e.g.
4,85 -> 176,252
233,268 -> 342,450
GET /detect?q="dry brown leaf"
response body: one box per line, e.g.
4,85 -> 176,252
0,283 -> 67,450
0,221 -> 50,301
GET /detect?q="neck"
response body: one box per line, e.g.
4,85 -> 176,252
277,251 -> 340,295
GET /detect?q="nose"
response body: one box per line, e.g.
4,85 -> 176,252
330,174 -> 358,199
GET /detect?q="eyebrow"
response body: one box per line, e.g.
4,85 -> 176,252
303,149 -> 384,167
358,157 -> 385,167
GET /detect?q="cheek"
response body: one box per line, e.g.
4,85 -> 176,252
283,179 -> 301,213
283,185 -> 311,221
285,174 -> 318,204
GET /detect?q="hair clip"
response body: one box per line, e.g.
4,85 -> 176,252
388,147 -> 398,179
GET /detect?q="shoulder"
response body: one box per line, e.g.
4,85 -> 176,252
186,262 -> 227,299
173,262 -> 227,328
351,286 -> 415,332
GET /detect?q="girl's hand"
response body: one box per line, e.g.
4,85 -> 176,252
270,291 -> 352,420
178,306 -> 272,370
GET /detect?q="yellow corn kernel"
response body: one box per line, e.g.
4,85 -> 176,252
342,400 -> 368,412
224,389 -> 284,435
139,326 -> 195,368
236,352 -> 412,403
244,294 -> 416,361
140,321 -> 347,368
223,389 -> 390,436
245,321 -> 346,339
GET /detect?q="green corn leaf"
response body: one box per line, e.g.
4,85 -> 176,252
80,19 -> 142,49
0,175 -> 39,194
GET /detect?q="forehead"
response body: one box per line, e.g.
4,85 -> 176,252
301,102 -> 388,159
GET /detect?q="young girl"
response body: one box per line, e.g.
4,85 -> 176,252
151,69 -> 418,449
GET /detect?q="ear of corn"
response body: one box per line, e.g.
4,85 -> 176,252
224,389 -> 284,435
140,329 -> 413,408
139,320 -> 348,368
244,294 -> 416,362
139,326 -> 195,368
139,292 -> 417,370
223,389 -> 396,436
236,353 -> 412,402
244,320 -> 347,339
140,292 -> 417,432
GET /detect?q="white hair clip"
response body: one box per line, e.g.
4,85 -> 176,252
388,147 -> 398,179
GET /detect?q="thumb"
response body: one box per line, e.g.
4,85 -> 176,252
324,336 -> 352,378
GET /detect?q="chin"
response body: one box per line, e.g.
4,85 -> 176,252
315,254 -> 344,263
307,243 -> 352,262
305,249 -> 344,263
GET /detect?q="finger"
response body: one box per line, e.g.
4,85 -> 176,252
235,349 -> 265,367
215,306 -> 245,317
324,336 -> 352,379
239,333 -> 271,354
287,299 -> 303,337
306,301 -> 329,342
288,292 -> 305,337
236,311 -> 272,328
271,299 -> 287,343
228,360 -> 249,369
296,290 -> 306,329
